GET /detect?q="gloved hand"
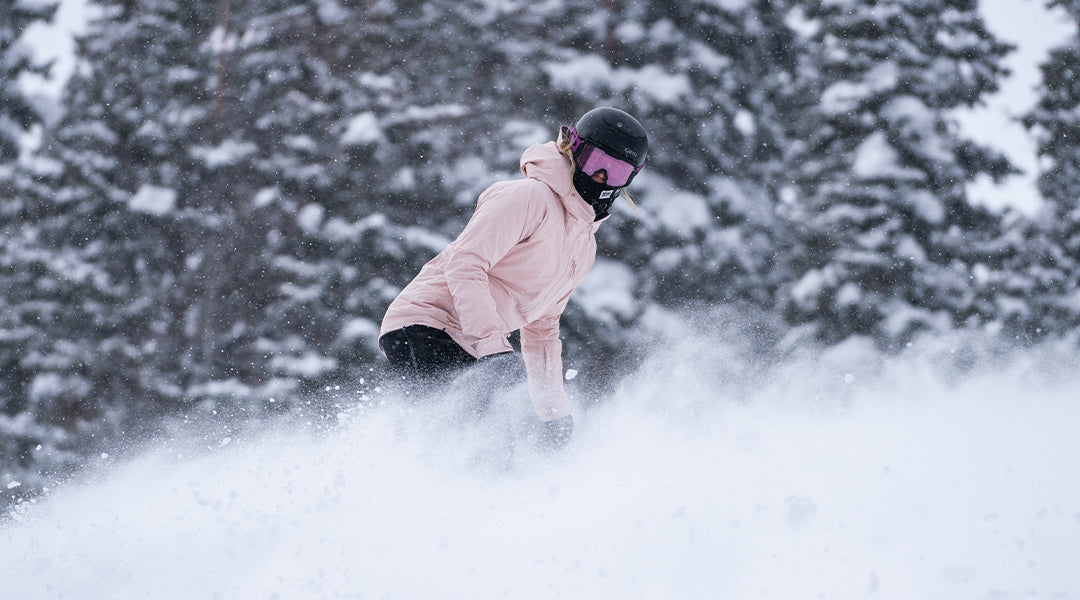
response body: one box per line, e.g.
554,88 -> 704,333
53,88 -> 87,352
535,415 -> 574,454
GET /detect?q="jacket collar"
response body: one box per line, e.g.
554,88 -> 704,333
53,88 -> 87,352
520,141 -> 602,225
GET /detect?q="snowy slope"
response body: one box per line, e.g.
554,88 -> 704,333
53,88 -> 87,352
2,319 -> 1078,600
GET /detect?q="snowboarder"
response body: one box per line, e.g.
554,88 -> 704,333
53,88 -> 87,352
378,107 -> 649,452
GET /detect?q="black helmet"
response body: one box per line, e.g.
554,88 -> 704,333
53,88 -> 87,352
573,107 -> 649,169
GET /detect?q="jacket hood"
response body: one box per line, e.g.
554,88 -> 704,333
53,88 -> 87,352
520,141 -> 598,224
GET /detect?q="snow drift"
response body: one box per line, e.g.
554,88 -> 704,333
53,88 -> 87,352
2,315 -> 1079,600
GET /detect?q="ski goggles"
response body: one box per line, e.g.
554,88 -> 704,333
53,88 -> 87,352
570,131 -> 642,187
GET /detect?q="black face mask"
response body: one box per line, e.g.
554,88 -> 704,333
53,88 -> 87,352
572,168 -> 621,221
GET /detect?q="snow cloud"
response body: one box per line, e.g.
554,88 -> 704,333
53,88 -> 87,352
3,312 -> 1078,599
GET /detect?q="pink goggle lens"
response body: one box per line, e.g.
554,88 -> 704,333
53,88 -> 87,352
576,145 -> 638,187
569,129 -> 641,187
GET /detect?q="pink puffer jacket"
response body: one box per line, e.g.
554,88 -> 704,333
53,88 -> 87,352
380,140 -> 602,421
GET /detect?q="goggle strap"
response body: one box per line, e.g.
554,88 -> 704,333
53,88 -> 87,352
569,127 -> 584,154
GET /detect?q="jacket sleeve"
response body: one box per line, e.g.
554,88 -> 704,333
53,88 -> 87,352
443,184 -> 539,356
520,298 -> 573,421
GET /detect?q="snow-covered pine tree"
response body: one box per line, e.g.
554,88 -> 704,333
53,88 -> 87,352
331,0 -> 517,222
1023,0 -> 1080,335
970,209 -> 1072,341
188,0 -> 364,403
30,0 -> 395,415
0,0 -> 56,163
1,1 -> 261,507
779,0 -> 1014,347
22,0 -> 244,422
0,0 -> 66,507
1027,1 -> 1080,216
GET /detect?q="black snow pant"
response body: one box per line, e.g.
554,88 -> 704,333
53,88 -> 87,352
379,324 -> 525,395
378,325 -> 476,382
379,325 -> 571,451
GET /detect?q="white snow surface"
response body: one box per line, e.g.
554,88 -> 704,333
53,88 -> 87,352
2,319 -> 1079,600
